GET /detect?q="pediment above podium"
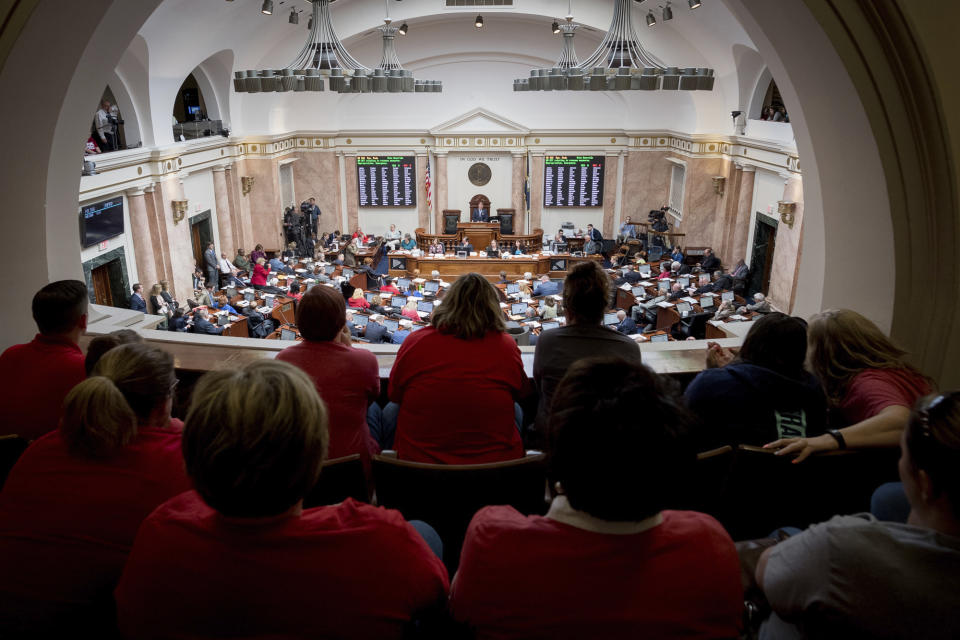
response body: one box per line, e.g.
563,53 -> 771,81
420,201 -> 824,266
430,108 -> 530,136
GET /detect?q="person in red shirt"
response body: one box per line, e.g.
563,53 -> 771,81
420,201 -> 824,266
250,256 -> 270,288
387,273 -> 531,463
401,300 -> 420,323
276,285 -> 380,477
0,343 -> 190,636
115,360 -> 449,639
766,308 -> 933,461
348,287 -> 371,309
450,358 -> 743,639
380,277 -> 401,295
0,280 -> 88,440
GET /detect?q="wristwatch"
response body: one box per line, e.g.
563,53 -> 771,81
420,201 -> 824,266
827,429 -> 847,449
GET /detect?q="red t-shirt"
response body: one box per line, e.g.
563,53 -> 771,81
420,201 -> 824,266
381,284 -> 400,295
840,368 -> 931,425
0,422 -> 189,630
349,296 -> 371,309
0,334 -> 85,440
276,340 -> 380,464
450,506 -> 743,640
388,327 -> 531,463
251,263 -> 269,286
115,494 -> 449,639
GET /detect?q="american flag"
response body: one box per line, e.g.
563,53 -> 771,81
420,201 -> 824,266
425,157 -> 432,210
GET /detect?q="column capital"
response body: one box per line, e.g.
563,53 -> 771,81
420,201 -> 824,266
434,151 -> 448,158
125,187 -> 146,197
212,164 -> 231,173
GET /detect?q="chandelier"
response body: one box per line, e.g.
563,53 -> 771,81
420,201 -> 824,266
513,0 -> 714,92
234,0 -> 441,94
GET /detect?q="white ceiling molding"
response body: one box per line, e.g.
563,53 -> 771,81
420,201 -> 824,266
430,107 -> 530,135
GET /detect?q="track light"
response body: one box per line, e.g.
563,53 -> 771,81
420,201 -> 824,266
288,9 -> 299,24
662,3 -> 673,20
552,21 -> 560,33
307,16 -> 313,30
646,11 -> 656,26
688,0 -> 702,8
398,22 -> 408,35
260,0 -> 273,15
475,14 -> 484,28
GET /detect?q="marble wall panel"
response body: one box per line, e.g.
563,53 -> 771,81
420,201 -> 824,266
291,151 -> 341,236
620,151 -> 672,220
768,176 -> 804,313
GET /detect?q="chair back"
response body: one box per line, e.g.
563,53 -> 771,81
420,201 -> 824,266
671,446 -> 735,514
0,435 -> 30,490
303,454 -> 370,508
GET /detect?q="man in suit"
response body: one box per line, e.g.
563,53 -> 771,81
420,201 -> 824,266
345,310 -> 360,338
473,203 -> 488,222
532,275 -> 561,297
364,314 -> 390,344
457,236 -> 474,254
191,308 -> 224,335
129,283 -> 147,312
701,247 -> 721,273
584,224 -> 603,255
391,319 -> 413,344
203,242 -> 219,288
200,283 -> 217,308
621,264 -> 643,284
307,197 -> 321,236
615,310 -> 638,335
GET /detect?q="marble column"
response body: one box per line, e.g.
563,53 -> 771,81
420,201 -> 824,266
602,154 -> 620,238
143,182 -> 171,284
530,153 -> 544,233
731,165 -> 755,262
212,165 -> 235,258
225,164 -> 249,251
159,176 -> 193,302
434,152 -> 448,232
344,154 -> 359,233
768,175 -> 804,313
511,152 -> 525,233
126,188 -> 158,288
416,152 -> 430,232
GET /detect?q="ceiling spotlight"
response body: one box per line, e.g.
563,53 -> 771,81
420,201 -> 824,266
688,0 -> 702,8
289,9 -> 299,24
475,14 -> 484,28
552,21 -> 560,33
646,11 -> 656,26
260,0 -> 273,15
398,22 -> 408,35
662,3 -> 673,20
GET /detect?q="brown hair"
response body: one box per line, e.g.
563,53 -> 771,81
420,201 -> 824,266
84,329 -> 145,375
431,272 -> 505,340
150,284 -> 162,297
807,309 -> 931,403
63,343 -> 174,457
183,360 -> 328,517
296,285 -> 346,342
32,280 -> 88,335
562,260 -> 611,325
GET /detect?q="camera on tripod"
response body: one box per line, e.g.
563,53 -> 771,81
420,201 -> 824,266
648,207 -> 670,233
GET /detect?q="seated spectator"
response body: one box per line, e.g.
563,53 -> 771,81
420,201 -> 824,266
277,286 -> 380,474
766,308 -> 932,462
0,343 -> 190,634
450,358 -> 742,638
401,300 -> 420,322
114,361 -> 449,639
191,308 -> 223,335
392,319 -> 413,344
684,313 -> 827,450
148,283 -> 170,318
348,287 -> 370,310
83,329 -> 143,375
401,233 -> 417,250
533,274 -> 561,297
129,283 -> 147,312
386,273 -> 531,463
738,292 -> 772,314
384,224 -> 402,250
0,280 -> 87,440
533,261 -> 641,443
249,244 -> 266,265
756,392 -> 960,639
540,296 -> 559,320
251,257 -> 270,289
512,240 -> 525,255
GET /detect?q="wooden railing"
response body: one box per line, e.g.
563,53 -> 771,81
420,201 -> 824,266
415,228 -> 545,253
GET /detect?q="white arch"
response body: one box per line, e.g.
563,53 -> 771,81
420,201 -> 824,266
747,67 -> 773,120
105,71 -> 142,147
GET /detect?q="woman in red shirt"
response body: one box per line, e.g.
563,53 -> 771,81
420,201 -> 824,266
250,257 -> 270,288
115,360 -> 448,639
387,272 -> 531,463
348,287 -> 370,309
0,343 -> 190,635
401,300 -> 420,322
766,308 -> 933,461
450,358 -> 742,638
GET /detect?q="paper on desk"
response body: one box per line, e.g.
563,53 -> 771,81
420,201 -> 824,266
527,321 -> 541,328
656,301 -> 675,308
552,294 -> 563,300
412,278 -> 426,283
619,283 -> 632,290
707,320 -> 723,327
639,280 -> 654,286
681,297 -> 699,304
730,314 -> 747,321
499,303 -> 508,308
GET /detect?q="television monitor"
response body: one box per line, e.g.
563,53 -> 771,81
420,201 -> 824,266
658,280 -> 670,292
700,295 -> 715,309
384,319 -> 400,333
80,197 -> 124,247
424,281 -> 440,293
356,156 -> 416,207
391,296 -> 406,309
187,105 -> 201,116
677,302 -> 692,315
280,328 -> 297,341
651,333 -> 669,343
543,155 -> 605,207
541,321 -> 560,332
506,283 -> 520,294
722,291 -> 735,302
510,302 -> 528,316
353,314 -> 369,328
342,268 -> 354,278
603,312 -> 619,326
397,278 -> 412,290
417,301 -> 433,313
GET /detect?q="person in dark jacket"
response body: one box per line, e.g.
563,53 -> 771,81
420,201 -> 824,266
615,310 -> 638,336
168,307 -> 188,332
683,313 -> 827,451
700,248 -> 721,273
363,315 -> 390,344
191,309 -> 224,336
129,284 -> 147,312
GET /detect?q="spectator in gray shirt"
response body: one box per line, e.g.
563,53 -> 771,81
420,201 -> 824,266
755,391 -> 960,639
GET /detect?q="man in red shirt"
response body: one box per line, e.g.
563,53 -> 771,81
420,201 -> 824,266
450,358 -> 743,639
0,280 -> 88,440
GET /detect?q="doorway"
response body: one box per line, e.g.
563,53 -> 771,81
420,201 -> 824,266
190,211 -> 214,270
90,263 -> 114,306
748,213 -> 778,296
82,247 -> 132,309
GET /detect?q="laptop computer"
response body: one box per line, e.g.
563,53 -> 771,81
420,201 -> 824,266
603,312 -> 619,326
417,300 -> 433,313
541,321 -> 560,332
658,280 -> 670,292
424,281 -> 440,294
722,291 -> 735,302
506,283 -> 520,294
391,297 -> 406,309
384,319 -> 400,333
353,314 -> 369,328
511,302 -> 528,316
397,278 -> 411,290
651,333 -> 669,343
677,302 -> 692,317
699,295 -> 715,309
280,328 -> 297,341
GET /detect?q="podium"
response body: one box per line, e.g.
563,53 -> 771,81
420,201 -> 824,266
457,222 -> 500,250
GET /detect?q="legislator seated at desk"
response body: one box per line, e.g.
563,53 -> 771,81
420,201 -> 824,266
532,275 -> 561,297
191,308 -> 224,335
485,241 -> 500,258
456,238 -> 474,255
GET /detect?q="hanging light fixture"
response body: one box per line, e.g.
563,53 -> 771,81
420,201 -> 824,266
513,0 -> 713,92
475,15 -> 484,28
551,21 -> 560,34
260,0 -> 273,16
398,22 -> 408,35
662,3 -> 673,21
235,0 -> 441,94
688,0 -> 702,8
289,8 -> 299,24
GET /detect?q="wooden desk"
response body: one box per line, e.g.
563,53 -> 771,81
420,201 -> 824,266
388,254 -> 600,280
271,297 -> 296,325
221,316 -> 249,338
457,222 -> 500,250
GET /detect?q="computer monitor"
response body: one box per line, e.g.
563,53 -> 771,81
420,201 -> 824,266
541,321 -> 560,332
244,292 -> 256,302
660,261 -> 671,273
658,280 -> 670,292
603,312 -> 619,326
679,277 -> 690,288
457,251 -> 467,258
638,264 -> 652,276
280,328 -> 297,341
384,319 -> 399,333
631,286 -> 646,297
486,249 -> 500,258
264,294 -> 275,308
342,268 -> 354,278
391,296 -> 406,309
677,302 -> 692,315
365,292 -> 376,303
226,286 -> 237,299
506,283 -> 520,294
424,281 -> 440,293
417,300 -> 433,313
324,265 -> 336,275
699,295 -> 715,309
353,314 -> 369,328
511,302 -> 528,316
722,291 -> 735,302
397,278 -> 411,290
651,333 -> 669,343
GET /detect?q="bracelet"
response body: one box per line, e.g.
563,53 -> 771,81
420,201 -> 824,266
827,429 -> 847,450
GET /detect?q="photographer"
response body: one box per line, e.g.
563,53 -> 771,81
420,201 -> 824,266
94,100 -> 117,152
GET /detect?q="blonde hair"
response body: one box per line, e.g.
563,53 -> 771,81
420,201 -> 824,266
807,309 -> 929,403
150,283 -> 162,297
431,272 -> 505,339
256,257 -> 266,266
62,343 -> 174,458
371,295 -> 383,306
350,288 -> 364,300
404,300 -> 417,310
183,360 -> 328,518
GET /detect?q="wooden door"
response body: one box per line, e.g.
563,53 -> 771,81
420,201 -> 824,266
748,213 -> 778,296
91,263 -> 113,306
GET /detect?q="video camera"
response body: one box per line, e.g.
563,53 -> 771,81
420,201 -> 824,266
648,206 -> 670,232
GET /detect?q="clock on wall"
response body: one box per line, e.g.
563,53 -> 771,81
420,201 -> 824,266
468,162 -> 492,186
